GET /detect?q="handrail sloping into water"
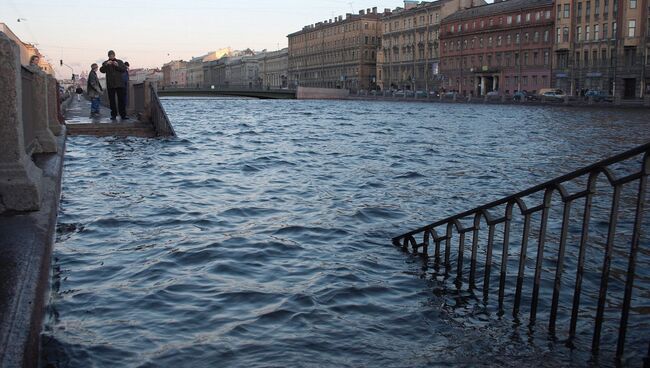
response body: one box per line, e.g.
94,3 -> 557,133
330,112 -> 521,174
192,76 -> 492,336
149,84 -> 175,137
392,142 -> 649,363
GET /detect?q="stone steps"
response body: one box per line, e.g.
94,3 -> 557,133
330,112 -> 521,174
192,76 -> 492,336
66,122 -> 156,138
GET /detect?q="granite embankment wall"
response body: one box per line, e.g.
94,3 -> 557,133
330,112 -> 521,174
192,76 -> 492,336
0,31 -> 66,368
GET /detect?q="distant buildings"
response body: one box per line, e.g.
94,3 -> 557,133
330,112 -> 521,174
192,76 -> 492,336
439,0 -> 555,95
157,0 -> 649,99
553,0 -> 649,98
287,8 -> 382,90
0,23 -> 55,75
378,0 -> 487,92
258,48 -> 289,89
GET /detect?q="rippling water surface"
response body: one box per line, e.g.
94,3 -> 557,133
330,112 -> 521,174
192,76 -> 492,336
43,99 -> 650,367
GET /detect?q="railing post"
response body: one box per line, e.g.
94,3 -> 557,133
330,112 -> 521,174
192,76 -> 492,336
0,32 -> 43,212
30,68 -> 57,153
47,75 -> 62,136
142,81 -> 152,123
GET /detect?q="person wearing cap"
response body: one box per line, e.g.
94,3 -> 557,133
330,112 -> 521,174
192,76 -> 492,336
87,63 -> 103,117
99,50 -> 128,120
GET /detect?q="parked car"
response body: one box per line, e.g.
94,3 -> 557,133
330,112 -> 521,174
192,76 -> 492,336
442,91 -> 459,98
538,88 -> 566,101
486,90 -> 500,97
415,90 -> 428,98
404,90 -> 415,97
584,90 -> 612,102
513,90 -> 536,101
394,90 -> 405,97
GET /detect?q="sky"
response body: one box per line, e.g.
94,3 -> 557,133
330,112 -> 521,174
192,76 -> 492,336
2,0 -> 492,78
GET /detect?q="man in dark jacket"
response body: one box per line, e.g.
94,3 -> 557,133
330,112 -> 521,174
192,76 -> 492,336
99,50 -> 128,120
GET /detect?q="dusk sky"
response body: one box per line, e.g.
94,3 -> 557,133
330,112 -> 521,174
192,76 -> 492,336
2,0 -> 492,78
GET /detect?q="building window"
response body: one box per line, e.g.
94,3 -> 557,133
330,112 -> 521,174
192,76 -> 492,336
594,24 -> 600,39
628,20 -> 636,37
557,4 -> 562,19
586,25 -> 591,40
577,2 -> 583,18
544,30 -> 550,42
603,23 -> 609,38
563,27 -> 570,42
557,27 -> 562,42
544,51 -> 550,65
577,26 -> 582,41
629,0 -> 637,8
526,13 -> 531,22
507,15 -> 513,24
517,14 -> 522,23
564,4 -> 571,18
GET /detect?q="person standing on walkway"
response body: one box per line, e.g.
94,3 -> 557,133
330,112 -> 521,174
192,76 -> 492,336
87,63 -> 103,117
99,50 -> 128,120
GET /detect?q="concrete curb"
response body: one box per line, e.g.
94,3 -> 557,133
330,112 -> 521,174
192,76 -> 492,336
0,127 -> 66,368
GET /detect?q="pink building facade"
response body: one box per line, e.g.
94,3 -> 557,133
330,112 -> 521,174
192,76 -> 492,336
439,0 -> 555,96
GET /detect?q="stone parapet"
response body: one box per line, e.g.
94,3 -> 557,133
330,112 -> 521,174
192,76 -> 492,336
47,75 -> 62,136
0,32 -> 43,213
30,69 -> 57,153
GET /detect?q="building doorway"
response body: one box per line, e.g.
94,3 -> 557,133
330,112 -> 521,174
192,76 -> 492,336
623,78 -> 636,99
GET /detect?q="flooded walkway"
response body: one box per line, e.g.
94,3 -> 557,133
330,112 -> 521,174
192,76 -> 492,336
65,98 -> 155,138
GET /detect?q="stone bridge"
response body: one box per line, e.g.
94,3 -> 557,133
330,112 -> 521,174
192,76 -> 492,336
157,87 -> 296,100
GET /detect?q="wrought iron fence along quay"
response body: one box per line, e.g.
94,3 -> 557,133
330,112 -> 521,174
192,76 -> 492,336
392,142 -> 650,364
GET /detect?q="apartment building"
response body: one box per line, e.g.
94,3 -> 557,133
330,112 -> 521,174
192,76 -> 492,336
258,48 -> 289,89
439,0 -> 555,96
554,0 -> 649,98
162,60 -> 188,87
288,8 -> 382,90
377,0 -> 486,92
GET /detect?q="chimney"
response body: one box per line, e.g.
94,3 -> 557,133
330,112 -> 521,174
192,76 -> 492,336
367,8 -> 371,14
346,13 -> 352,19
404,0 -> 418,10
372,7 -> 378,14
359,9 -> 365,15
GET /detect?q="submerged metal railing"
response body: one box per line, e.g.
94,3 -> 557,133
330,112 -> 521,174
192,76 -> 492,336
393,142 -> 649,363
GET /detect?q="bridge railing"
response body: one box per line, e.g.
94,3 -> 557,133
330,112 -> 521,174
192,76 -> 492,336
393,142 -> 649,363
160,85 -> 296,93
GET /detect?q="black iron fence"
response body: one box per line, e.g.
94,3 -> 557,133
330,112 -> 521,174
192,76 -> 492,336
393,142 -> 649,364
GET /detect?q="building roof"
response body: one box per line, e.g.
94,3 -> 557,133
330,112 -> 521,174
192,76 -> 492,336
287,11 -> 380,37
443,0 -> 553,23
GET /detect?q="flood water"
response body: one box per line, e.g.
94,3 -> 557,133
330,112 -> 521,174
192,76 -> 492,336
43,99 -> 650,367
